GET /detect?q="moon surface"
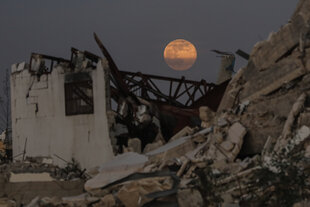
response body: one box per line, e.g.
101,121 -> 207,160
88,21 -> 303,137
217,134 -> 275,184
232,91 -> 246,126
164,39 -> 197,71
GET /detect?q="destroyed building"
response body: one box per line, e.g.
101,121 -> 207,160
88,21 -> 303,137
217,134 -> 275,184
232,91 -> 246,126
2,0 -> 310,206
10,36 -> 228,169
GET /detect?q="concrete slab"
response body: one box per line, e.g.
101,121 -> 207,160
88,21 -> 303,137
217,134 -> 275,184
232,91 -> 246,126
85,152 -> 148,192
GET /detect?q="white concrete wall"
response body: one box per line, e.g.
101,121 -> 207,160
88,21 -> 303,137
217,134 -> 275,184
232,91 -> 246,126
11,60 -> 114,169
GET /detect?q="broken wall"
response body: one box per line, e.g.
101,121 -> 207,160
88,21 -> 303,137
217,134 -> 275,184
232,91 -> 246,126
10,59 -> 114,169
0,179 -> 84,206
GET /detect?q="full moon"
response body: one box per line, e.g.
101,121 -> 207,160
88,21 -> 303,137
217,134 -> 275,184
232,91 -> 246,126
164,39 -> 197,71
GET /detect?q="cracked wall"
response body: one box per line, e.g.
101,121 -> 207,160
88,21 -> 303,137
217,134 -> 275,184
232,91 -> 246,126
10,56 -> 114,169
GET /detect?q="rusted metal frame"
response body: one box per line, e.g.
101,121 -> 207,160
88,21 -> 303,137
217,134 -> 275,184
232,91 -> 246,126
124,78 -> 138,87
147,77 -> 162,94
169,80 -> 173,97
198,86 -> 205,96
139,78 -> 149,98
185,85 -> 195,106
31,53 -> 70,64
122,71 -> 212,102
128,72 -> 154,93
124,78 -> 142,89
137,72 -> 153,89
119,71 -> 205,85
126,78 -> 144,90
29,53 -> 70,74
94,33 -> 131,97
125,77 -> 165,100
109,74 -> 121,91
118,70 -> 218,106
191,84 -> 201,101
84,50 -> 100,63
131,86 -> 143,93
183,83 -> 196,106
122,73 -> 137,85
125,80 -> 143,94
184,84 -> 200,106
110,86 -> 121,101
184,98 -> 192,107
128,83 -> 140,89
141,86 -> 149,98
206,83 -> 215,92
124,74 -> 134,85
124,75 -> 161,100
122,76 -> 183,106
203,84 -> 208,94
138,74 -> 159,99
173,76 -> 185,99
175,84 -> 194,100
185,86 -> 199,106
125,79 -> 139,88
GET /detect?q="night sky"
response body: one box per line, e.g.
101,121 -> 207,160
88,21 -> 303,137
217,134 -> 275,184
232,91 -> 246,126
0,1 -> 298,84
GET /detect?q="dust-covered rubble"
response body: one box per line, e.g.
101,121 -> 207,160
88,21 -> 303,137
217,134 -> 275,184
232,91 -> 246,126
2,0 -> 310,206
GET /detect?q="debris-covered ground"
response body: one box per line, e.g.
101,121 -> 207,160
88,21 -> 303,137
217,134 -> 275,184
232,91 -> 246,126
2,0 -> 310,206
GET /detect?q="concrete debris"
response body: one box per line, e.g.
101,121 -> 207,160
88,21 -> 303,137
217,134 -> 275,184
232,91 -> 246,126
177,189 -> 204,207
4,0 -> 310,206
85,152 -> 148,194
25,197 -> 40,207
116,176 -> 173,207
0,158 -> 85,206
143,140 -> 164,154
93,194 -> 116,207
211,50 -> 236,84
170,126 -> 195,142
0,198 -> 16,207
127,138 -> 142,154
9,172 -> 54,182
199,106 -> 215,128
281,93 -> 307,139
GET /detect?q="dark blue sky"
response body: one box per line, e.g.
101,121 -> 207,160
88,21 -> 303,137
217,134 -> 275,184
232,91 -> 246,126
0,0 -> 298,83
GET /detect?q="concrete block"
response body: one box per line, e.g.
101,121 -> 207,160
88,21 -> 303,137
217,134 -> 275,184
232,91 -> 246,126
143,140 -> 163,154
199,106 -> 214,128
177,189 -> 204,207
170,126 -> 194,142
85,152 -> 148,193
221,141 -> 234,152
9,172 -> 54,182
17,62 -> 26,72
298,112 -> 310,127
227,122 -> 246,145
128,138 -> 141,154
146,135 -> 195,161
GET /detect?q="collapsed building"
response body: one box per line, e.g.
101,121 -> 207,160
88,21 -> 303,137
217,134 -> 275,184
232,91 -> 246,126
10,34 -> 229,169
2,0 -> 310,206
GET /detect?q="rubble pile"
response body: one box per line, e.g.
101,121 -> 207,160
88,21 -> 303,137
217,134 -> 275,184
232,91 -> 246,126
0,157 -> 86,206
0,156 -> 87,182
2,0 -> 310,206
